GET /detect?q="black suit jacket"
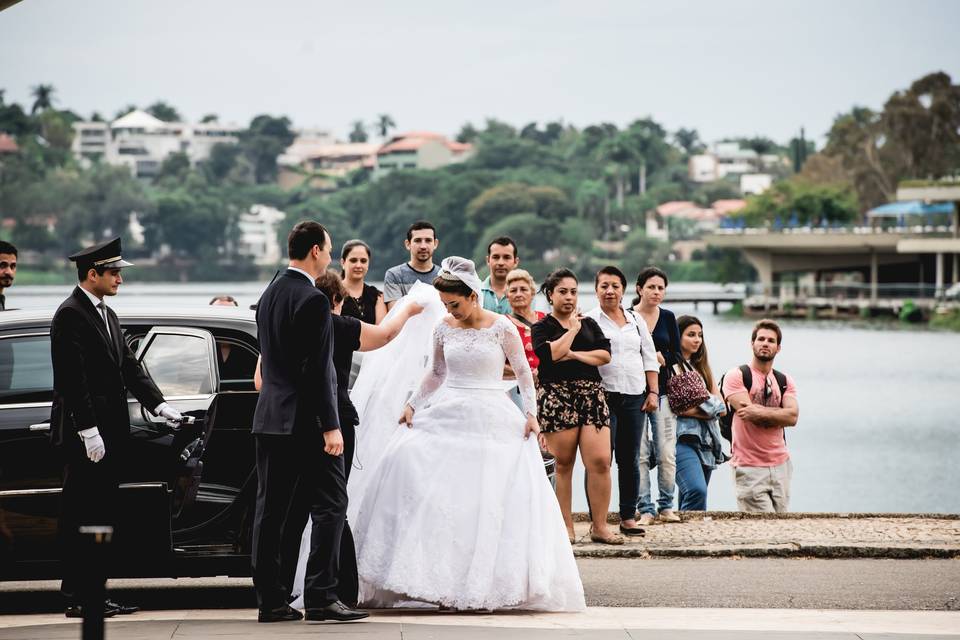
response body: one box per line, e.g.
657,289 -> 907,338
49,287 -> 165,454
253,269 -> 339,436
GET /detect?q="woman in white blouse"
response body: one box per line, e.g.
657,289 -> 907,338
585,266 -> 660,536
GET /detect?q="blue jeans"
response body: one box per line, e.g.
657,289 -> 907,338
607,392 -> 648,520
675,440 -> 712,511
638,396 -> 677,515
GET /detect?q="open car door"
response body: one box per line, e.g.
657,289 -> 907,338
117,326 -> 219,571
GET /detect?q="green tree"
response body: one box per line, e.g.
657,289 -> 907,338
154,151 -> 192,185
30,84 -> 55,114
472,213 -> 559,266
200,113 -> 219,123
465,183 -> 535,231
146,101 -> 183,122
240,114 -> 295,184
456,122 -> 479,143
673,128 -> 704,156
348,120 -> 368,143
374,114 -> 396,138
114,104 -> 138,120
621,228 -> 670,281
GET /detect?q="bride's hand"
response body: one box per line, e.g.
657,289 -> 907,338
398,404 -> 415,428
523,414 -> 540,441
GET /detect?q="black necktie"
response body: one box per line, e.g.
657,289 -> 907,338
96,301 -> 111,340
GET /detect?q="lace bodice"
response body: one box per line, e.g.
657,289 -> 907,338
409,315 -> 537,417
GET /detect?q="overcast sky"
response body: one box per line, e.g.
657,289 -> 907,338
2,0 -> 958,147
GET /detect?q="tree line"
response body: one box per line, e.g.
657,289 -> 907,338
1,71 -> 957,283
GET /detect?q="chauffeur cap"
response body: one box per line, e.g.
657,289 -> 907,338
68,237 -> 134,270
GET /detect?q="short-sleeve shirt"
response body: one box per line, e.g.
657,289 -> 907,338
382,263 -> 442,303
721,365 -> 798,468
481,276 -> 512,314
341,283 -> 382,324
332,315 -> 362,427
532,315 -> 611,384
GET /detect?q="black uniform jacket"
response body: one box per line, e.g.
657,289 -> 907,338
253,269 -> 339,436
49,286 -> 164,455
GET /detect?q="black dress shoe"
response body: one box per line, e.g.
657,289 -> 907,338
258,604 -> 304,623
105,600 -> 140,615
304,600 -> 369,622
619,523 -> 646,537
64,604 -> 119,619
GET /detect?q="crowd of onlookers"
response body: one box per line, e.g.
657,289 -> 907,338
227,220 -> 800,544
0,214 -> 797,545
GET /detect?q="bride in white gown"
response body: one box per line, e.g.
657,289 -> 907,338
291,256 -> 585,612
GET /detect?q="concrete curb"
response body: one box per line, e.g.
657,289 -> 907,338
569,511 -> 960,559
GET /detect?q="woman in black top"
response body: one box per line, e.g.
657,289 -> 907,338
532,269 -> 622,545
631,266 -> 681,525
340,240 -> 386,325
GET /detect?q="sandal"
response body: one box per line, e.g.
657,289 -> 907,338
589,528 -> 625,545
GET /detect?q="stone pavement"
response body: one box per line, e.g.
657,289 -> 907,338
1,607 -> 959,639
572,512 -> 960,559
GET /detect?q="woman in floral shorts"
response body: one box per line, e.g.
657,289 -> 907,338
532,269 -> 622,545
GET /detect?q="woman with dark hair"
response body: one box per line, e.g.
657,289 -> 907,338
632,266 -> 682,525
586,266 -> 659,536
673,315 -> 726,511
532,269 -> 621,545
340,239 -> 386,324
350,257 -> 585,611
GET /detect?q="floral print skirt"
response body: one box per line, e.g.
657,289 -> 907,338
537,380 -> 610,433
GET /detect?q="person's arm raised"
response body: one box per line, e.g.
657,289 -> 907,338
358,302 -> 424,352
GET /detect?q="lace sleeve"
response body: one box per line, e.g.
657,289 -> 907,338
500,319 -> 537,417
408,323 -> 447,410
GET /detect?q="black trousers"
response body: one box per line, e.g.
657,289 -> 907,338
58,452 -> 120,604
252,431 -> 347,610
278,421 -> 358,607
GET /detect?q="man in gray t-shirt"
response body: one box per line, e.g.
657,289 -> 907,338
383,221 -> 441,309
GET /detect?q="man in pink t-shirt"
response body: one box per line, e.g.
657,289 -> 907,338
722,319 -> 799,512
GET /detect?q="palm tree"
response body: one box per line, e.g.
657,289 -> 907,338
349,120 -> 369,143
374,114 -> 396,139
30,84 -> 55,114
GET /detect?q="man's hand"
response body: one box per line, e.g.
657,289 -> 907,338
736,404 -> 765,422
79,428 -> 105,463
398,404 -> 414,428
642,391 -> 658,413
158,404 -> 183,427
323,429 -> 344,456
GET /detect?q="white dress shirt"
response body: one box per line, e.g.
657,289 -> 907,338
286,266 -> 315,283
79,285 -> 111,340
585,305 -> 659,395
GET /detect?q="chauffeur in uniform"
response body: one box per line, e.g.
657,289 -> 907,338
50,237 -> 183,618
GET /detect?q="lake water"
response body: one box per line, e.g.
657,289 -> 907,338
8,281 -> 959,514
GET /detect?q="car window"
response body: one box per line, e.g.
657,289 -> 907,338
215,339 -> 258,383
0,334 -> 54,403
141,333 -> 214,397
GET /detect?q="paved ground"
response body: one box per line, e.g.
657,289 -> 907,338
1,558 -> 958,612
573,512 -> 960,559
1,608 -> 959,639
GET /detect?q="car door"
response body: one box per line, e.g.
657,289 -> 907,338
0,330 -> 62,573
127,327 -> 219,527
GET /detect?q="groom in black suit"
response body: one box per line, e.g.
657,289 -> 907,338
252,221 -> 367,623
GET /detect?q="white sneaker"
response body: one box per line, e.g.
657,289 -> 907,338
658,509 -> 681,523
637,513 -> 656,526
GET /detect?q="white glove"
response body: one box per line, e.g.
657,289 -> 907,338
156,403 -> 183,424
79,427 -> 105,463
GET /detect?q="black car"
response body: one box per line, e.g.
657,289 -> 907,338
0,306 -> 262,581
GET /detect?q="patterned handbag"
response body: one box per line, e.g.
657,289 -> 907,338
666,360 -> 710,413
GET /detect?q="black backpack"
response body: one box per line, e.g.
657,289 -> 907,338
718,365 -> 788,442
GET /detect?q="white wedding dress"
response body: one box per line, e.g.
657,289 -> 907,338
289,284 -> 584,611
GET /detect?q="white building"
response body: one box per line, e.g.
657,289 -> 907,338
374,131 -> 473,178
236,204 -> 287,266
71,110 -> 241,179
740,173 -> 773,195
688,142 -> 781,184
